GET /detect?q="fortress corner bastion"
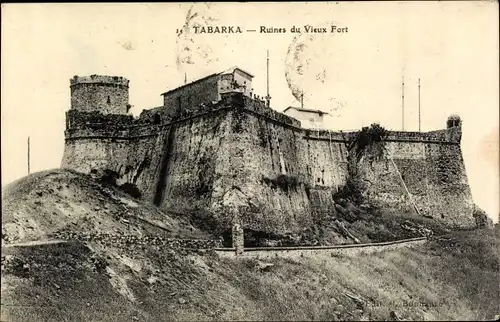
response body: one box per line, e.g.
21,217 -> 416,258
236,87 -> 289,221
61,71 -> 476,241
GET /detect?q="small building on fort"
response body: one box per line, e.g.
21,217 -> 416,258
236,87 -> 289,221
161,66 -> 254,114
283,106 -> 329,129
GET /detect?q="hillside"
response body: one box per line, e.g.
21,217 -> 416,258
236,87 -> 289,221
2,169 -> 212,243
2,170 -> 499,321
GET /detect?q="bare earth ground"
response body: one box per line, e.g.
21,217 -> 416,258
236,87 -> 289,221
1,169 -> 499,321
1,169 -> 209,243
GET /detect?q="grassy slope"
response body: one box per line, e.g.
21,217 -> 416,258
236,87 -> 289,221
2,229 -> 499,321
2,170 -> 499,321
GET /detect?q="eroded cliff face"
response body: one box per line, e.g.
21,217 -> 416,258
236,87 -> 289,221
62,92 -> 475,243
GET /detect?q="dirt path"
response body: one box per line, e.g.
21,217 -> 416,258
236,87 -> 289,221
2,239 -> 66,248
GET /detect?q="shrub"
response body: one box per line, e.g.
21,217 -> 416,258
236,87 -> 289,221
98,169 -> 120,186
119,182 -> 142,199
186,208 -> 222,236
335,123 -> 388,206
96,169 -> 142,199
261,174 -> 300,193
333,177 -> 365,205
473,204 -> 493,229
349,123 -> 388,161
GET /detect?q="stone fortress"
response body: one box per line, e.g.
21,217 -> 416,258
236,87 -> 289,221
61,68 -> 476,245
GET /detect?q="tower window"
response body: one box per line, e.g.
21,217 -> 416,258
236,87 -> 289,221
176,96 -> 181,110
107,96 -> 111,104
154,114 -> 161,124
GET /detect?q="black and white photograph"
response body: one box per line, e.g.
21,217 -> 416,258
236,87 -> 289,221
1,2 -> 499,321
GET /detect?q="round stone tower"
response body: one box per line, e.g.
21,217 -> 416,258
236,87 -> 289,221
446,114 -> 462,128
70,75 -> 130,114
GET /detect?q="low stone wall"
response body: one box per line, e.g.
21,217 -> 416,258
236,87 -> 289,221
215,237 -> 428,259
301,128 -> 460,145
47,232 -> 221,250
65,102 -> 231,141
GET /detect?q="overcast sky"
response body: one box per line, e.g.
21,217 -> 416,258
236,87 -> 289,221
1,2 -> 498,221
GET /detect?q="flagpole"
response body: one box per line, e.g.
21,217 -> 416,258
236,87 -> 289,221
418,78 -> 421,132
28,136 -> 31,175
265,50 -> 271,107
401,71 -> 405,131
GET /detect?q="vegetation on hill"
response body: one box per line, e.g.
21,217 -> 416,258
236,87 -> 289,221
2,228 -> 498,321
2,169 -> 499,321
301,123 -> 451,247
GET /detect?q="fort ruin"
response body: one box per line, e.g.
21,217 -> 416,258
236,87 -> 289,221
61,68 -> 476,246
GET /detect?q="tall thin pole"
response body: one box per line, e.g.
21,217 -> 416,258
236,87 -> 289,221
265,50 -> 271,107
401,71 -> 405,131
27,136 -> 30,175
266,50 -> 269,98
301,90 -> 304,109
184,73 -> 187,84
418,78 -> 421,132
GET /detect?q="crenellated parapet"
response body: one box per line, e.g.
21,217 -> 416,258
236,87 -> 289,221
70,75 -> 130,87
64,88 -> 463,148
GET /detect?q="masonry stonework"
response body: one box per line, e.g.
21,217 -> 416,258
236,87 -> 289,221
162,74 -> 220,117
61,74 -> 476,243
70,75 -> 130,114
